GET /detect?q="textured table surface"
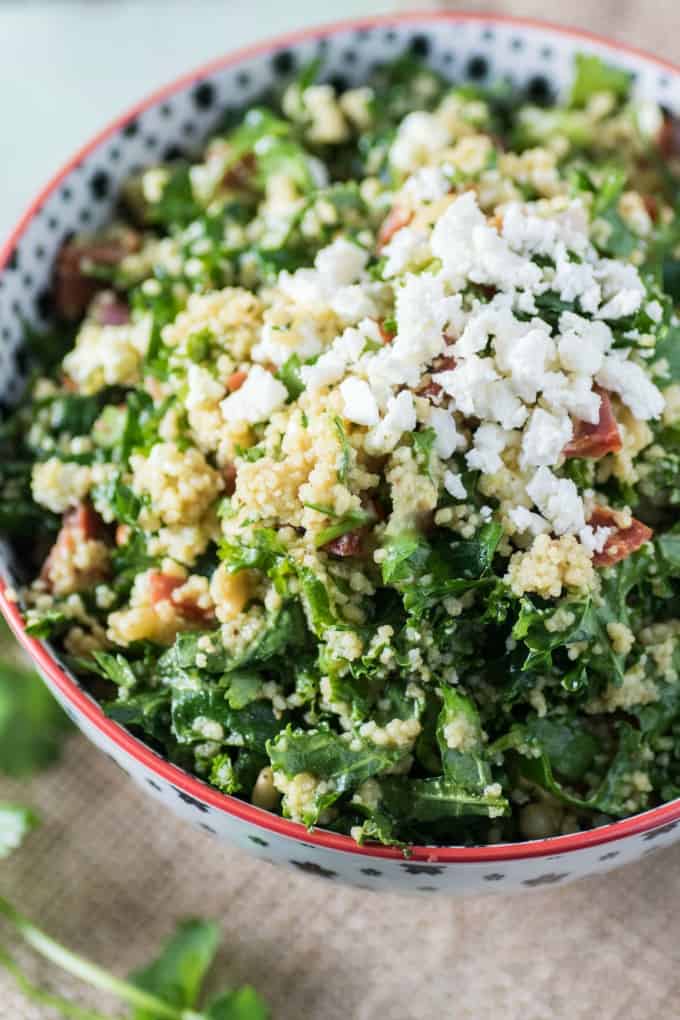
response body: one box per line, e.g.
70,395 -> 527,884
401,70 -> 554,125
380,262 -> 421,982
3,2 -> 680,1018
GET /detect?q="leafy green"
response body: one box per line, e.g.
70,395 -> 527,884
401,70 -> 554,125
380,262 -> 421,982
436,687 -> 491,792
144,165 -> 203,228
104,690 -> 172,743
172,686 -> 285,750
569,54 -> 632,108
377,776 -> 508,823
412,427 -> 436,479
499,718 -> 649,816
206,987 -> 270,1020
654,321 -> 680,383
129,919 -> 219,1019
307,504 -> 374,548
523,715 -> 599,783
382,523 -> 502,616
225,107 -> 313,191
276,354 -> 305,400
268,724 -> 405,824
333,416 -> 351,485
590,166 -> 639,258
91,471 -> 147,527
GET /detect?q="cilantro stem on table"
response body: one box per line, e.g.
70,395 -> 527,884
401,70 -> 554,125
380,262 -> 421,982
0,895 -> 197,1020
0,944 -> 113,1020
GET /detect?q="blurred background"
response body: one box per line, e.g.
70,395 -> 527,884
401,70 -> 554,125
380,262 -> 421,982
3,2 -> 680,1019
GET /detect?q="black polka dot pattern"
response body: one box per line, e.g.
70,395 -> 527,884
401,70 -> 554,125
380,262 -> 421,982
409,33 -> 430,57
172,786 -> 210,813
642,821 -> 679,840
522,872 -> 570,887
272,49 -> 296,75
466,55 -> 489,80
193,81 -> 216,110
291,860 -> 338,879
400,862 -> 444,876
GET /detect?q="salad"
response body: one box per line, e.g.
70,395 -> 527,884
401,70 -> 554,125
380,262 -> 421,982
4,51 -> 680,848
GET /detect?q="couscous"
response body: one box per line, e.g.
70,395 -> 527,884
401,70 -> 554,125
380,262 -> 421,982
5,52 -> 680,845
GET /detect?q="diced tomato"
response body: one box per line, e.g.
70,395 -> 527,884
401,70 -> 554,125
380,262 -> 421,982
378,319 -> 396,344
323,529 -> 365,557
41,503 -> 107,587
377,206 -> 413,251
148,572 -> 214,622
589,506 -> 653,567
658,111 -> 680,160
63,503 -> 104,540
222,461 -> 237,496
54,229 -> 140,320
148,572 -> 184,604
564,388 -> 622,460
418,353 -> 457,401
643,194 -> 659,223
226,370 -> 247,392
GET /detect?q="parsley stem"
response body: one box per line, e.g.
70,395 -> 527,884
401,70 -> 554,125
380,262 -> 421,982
0,943 -> 114,1020
0,895 -> 196,1020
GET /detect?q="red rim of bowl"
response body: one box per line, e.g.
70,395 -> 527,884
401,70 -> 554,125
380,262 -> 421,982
2,10 -> 680,864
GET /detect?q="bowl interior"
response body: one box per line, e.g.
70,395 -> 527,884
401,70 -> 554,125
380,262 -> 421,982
2,12 -> 680,858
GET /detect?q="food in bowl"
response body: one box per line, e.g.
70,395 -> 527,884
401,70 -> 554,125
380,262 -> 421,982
4,50 -> 680,850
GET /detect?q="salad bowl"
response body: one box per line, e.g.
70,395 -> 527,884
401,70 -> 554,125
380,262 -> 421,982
2,11 -> 680,894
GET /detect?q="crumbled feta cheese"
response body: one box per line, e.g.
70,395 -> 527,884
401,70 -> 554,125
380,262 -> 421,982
466,423 -> 512,474
526,466 -> 586,536
596,259 -> 646,319
185,364 -> 226,412
402,165 -> 451,203
520,408 -> 573,469
432,191 -> 542,293
340,377 -> 380,426
501,200 -> 590,258
557,312 -> 612,375
508,505 -> 550,536
429,407 -> 465,458
503,327 -> 557,403
596,353 -> 665,420
220,365 -> 288,424
382,226 -> 429,278
443,470 -> 467,500
390,111 -> 450,172
365,390 -> 417,454
579,524 -> 614,554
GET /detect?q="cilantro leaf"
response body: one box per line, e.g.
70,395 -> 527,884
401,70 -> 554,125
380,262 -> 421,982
0,803 -> 38,859
129,918 -> 220,1019
206,986 -> 270,1020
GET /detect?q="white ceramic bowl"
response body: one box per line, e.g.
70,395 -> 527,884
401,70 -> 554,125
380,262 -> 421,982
3,12 -> 680,895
